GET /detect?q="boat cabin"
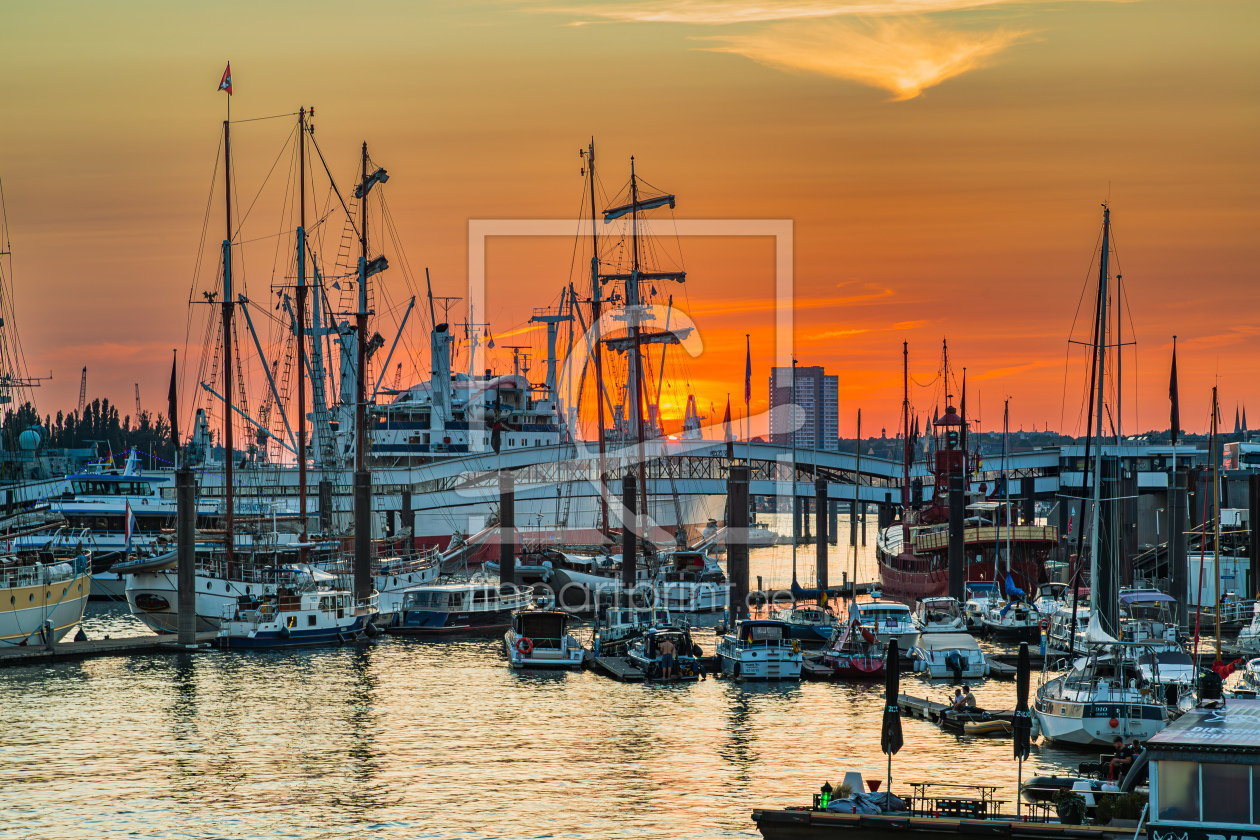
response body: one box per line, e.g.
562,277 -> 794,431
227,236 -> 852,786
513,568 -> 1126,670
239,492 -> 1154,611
732,619 -> 792,647
856,602 -> 914,628
657,551 -> 724,583
511,609 -> 570,650
917,597 -> 962,623
1147,698 -> 1260,836
402,583 -> 507,613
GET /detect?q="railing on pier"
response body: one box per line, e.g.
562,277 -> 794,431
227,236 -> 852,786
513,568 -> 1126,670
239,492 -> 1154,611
810,782 -> 1055,822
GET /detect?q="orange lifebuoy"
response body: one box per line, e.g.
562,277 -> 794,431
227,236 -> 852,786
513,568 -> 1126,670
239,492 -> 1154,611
516,636 -> 534,655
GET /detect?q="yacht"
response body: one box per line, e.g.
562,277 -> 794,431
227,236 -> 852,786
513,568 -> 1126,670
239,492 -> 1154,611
1032,582 -> 1071,616
1034,643 -> 1171,747
504,608 -> 585,669
386,580 -> 532,635
771,604 -> 842,643
0,552 -> 92,644
715,619 -> 803,680
650,550 -> 728,613
961,580 -> 1000,631
1238,603 -> 1260,651
911,633 -> 988,680
215,577 -> 376,649
913,596 -> 966,635
1046,602 -> 1092,652
854,601 -> 920,649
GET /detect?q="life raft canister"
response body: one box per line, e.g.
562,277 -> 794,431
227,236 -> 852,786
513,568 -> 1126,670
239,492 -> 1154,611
516,636 -> 534,655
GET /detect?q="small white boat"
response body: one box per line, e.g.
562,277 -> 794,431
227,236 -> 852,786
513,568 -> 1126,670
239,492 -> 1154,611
912,632 -> 989,680
981,599 -> 1042,641
914,596 -> 967,635
504,608 -> 585,669
650,550 -> 728,612
961,580 -> 1000,631
1238,603 -> 1260,651
855,601 -> 920,650
716,619 -> 803,680
216,576 -> 377,649
1032,582 -> 1070,616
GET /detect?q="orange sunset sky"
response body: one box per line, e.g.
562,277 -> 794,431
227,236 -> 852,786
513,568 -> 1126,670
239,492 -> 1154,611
0,0 -> 1256,439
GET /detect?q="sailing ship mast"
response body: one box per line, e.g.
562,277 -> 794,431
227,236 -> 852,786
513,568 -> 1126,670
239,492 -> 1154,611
221,117 -> 235,567
901,342 -> 910,511
353,142 -> 372,604
296,108 -> 309,559
628,158 -> 649,524
585,140 -> 610,534
791,357 -> 797,584
1086,205 -> 1112,638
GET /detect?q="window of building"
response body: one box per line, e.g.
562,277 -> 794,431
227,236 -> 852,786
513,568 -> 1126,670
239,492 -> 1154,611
1202,762 -> 1251,825
1157,760 -> 1200,822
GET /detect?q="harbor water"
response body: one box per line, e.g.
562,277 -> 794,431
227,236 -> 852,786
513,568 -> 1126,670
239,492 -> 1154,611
1,520 -> 1086,839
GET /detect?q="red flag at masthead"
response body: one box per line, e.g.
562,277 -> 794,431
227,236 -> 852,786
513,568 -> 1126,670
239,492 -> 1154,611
218,63 -> 233,95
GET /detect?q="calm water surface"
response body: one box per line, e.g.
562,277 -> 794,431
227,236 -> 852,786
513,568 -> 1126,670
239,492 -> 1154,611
1,527 -> 1088,839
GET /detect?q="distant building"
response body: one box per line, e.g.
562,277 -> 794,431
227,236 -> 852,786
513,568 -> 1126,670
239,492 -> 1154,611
768,365 -> 838,451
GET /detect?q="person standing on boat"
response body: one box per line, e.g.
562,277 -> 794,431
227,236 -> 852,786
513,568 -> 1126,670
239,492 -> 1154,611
659,636 -> 676,680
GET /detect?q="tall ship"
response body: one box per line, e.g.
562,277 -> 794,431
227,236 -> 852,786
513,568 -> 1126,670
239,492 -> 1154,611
876,343 -> 1057,600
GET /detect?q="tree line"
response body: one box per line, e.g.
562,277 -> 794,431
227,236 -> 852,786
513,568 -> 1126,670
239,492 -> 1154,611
1,399 -> 174,462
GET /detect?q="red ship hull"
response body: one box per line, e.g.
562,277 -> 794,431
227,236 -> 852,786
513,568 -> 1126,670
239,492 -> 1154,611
877,553 -> 1045,602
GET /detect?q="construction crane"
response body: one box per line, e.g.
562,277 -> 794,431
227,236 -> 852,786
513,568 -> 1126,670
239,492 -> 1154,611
78,367 -> 87,415
134,383 -> 141,418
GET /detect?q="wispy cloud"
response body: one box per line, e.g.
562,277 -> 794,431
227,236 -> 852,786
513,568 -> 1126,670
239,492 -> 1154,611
701,18 -> 1030,99
549,0 -> 1068,25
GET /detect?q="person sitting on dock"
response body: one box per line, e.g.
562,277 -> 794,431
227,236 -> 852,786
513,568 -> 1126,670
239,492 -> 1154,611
961,685 -> 977,709
951,689 -> 966,711
659,637 -> 676,680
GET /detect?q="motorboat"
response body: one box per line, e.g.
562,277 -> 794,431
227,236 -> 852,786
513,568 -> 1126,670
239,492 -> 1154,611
1046,602 -> 1092,652
854,601 -> 920,649
1032,582 -> 1070,616
1034,643 -> 1171,747
818,618 -> 885,678
1117,588 -> 1181,646
961,580 -> 1000,631
626,624 -> 703,681
716,619 -> 803,680
385,580 -> 533,635
771,604 -> 843,643
980,597 -> 1042,642
911,632 -> 989,681
215,575 -> 377,649
650,550 -> 728,613
913,596 -> 966,635
504,608 -> 585,669
595,605 -> 670,654
483,548 -> 556,583
0,552 -> 92,644
547,551 -> 650,606
1237,602 -> 1260,651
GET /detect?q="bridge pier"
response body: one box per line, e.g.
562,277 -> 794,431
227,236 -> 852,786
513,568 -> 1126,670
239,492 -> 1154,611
1022,478 -> 1035,525
729,466 -> 750,621
802,496 -> 812,541
815,479 -> 828,592
828,499 -> 838,546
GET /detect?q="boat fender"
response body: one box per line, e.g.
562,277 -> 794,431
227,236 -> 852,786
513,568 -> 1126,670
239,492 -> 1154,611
732,661 -> 741,678
516,637 -> 534,655
364,622 -> 380,638
791,639 -> 800,654
279,625 -> 291,639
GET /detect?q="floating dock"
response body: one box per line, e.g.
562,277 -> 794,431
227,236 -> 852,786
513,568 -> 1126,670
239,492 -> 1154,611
0,632 -> 217,667
588,655 -> 647,682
